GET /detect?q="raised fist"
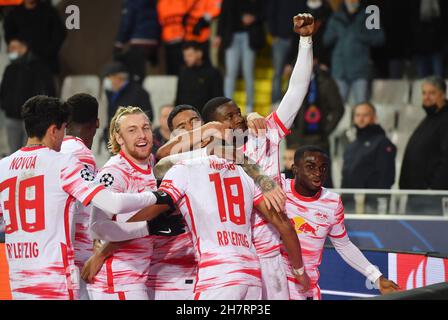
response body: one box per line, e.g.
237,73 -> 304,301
293,13 -> 315,37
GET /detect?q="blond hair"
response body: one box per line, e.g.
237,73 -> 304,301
108,106 -> 150,154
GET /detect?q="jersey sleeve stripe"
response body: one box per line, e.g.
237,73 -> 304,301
81,185 -> 105,206
61,167 -> 81,181
271,111 -> 291,136
328,229 -> 347,239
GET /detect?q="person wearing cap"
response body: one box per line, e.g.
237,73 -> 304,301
0,36 -> 55,154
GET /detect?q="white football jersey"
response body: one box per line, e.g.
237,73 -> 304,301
280,177 -> 346,293
159,155 -> 264,293
243,112 -> 290,258
87,151 -> 157,293
0,146 -> 104,300
60,136 -> 97,269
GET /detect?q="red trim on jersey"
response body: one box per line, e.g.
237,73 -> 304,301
194,292 -> 201,300
290,180 -> 322,202
20,146 -> 47,152
81,185 -> 105,206
60,244 -> 75,300
119,151 -> 152,175
328,230 -> 347,239
118,291 -> 126,300
271,112 -> 291,136
106,257 -> 115,293
64,196 -> 75,248
253,195 -> 264,207
63,136 -> 85,144
79,158 -> 96,167
185,195 -> 201,294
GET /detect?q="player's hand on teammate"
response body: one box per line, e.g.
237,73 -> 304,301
295,270 -> 312,293
293,13 -> 314,37
378,276 -> 400,294
81,252 -> 107,283
247,112 -> 267,136
262,184 -> 287,213
202,121 -> 232,144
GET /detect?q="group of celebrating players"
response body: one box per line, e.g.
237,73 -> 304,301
0,13 -> 400,300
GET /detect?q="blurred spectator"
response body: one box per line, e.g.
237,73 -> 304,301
114,0 -> 161,84
286,64 -> 344,187
282,148 -> 295,179
370,0 -> 411,79
409,0 -> 448,78
102,61 -> 154,145
0,37 -> 55,154
215,0 -> 265,113
157,0 -> 220,75
3,0 -> 66,74
183,0 -> 222,61
323,0 -> 384,104
152,104 -> 174,155
157,0 -> 187,75
266,0 -> 301,105
342,103 -> 396,189
300,0 -> 333,69
400,76 -> 448,214
175,41 -> 223,113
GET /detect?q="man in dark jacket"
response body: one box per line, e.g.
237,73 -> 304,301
102,62 -> 154,146
323,0 -> 384,104
3,0 -> 66,74
409,0 -> 448,78
287,65 -> 345,187
266,0 -> 301,105
400,76 -> 448,214
0,37 -> 55,154
342,102 -> 396,213
114,0 -> 161,83
342,102 -> 396,189
175,41 -> 223,113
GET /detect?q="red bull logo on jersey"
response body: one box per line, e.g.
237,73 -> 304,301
292,217 -> 318,236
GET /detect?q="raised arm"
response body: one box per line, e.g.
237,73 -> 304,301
275,14 -> 314,130
255,200 -> 310,292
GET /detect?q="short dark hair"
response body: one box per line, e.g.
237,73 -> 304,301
67,93 -> 99,125
21,95 -> 70,139
294,146 -> 329,164
167,104 -> 202,131
182,41 -> 203,52
202,97 -> 232,123
354,102 -> 376,115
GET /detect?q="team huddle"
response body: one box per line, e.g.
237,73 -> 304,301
0,14 -> 399,300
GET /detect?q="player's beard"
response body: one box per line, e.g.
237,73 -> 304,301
123,141 -> 153,163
